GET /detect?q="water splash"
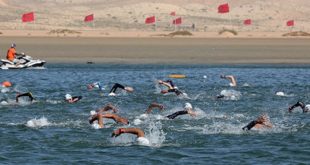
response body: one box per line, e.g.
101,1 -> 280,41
26,117 -> 51,128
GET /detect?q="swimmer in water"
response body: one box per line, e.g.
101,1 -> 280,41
145,102 -> 164,114
109,83 -> 134,96
167,102 -> 196,119
65,94 -> 82,103
96,103 -> 119,114
87,82 -> 104,91
158,80 -> 183,96
288,101 -> 309,113
16,92 -> 35,103
89,113 -> 129,128
242,114 -> 272,131
111,127 -> 150,145
220,75 -> 237,87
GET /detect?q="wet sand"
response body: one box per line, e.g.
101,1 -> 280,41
0,36 -> 309,64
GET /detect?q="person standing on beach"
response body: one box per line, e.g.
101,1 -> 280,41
111,127 -> 150,145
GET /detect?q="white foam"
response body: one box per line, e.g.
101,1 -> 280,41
1,88 -> 10,93
220,89 -> 241,100
1,100 -> 9,105
275,92 -> 294,97
26,117 -> 50,128
46,99 -> 62,104
145,121 -> 166,147
133,119 -> 143,125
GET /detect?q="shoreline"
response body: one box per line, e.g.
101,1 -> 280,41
1,36 -> 310,64
1,30 -> 310,39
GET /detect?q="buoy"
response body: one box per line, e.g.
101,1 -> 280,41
168,74 -> 186,78
2,81 -> 12,87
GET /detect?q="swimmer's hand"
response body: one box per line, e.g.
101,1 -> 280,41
111,129 -> 121,137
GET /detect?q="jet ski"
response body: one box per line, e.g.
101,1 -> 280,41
0,53 -> 46,69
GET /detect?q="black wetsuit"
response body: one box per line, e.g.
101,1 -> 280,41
16,92 -> 34,102
289,101 -> 308,113
109,83 -> 125,93
167,110 -> 188,119
164,80 -> 182,95
242,120 -> 258,130
168,88 -> 183,96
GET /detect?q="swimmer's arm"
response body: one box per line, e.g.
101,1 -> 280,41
122,128 -> 145,137
99,103 -> 118,113
145,102 -> 164,114
160,81 -> 173,89
188,110 -> 197,117
226,75 -> 237,87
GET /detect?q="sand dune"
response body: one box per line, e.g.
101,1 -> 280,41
0,0 -> 309,33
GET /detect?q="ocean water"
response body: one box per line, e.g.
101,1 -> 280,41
0,64 -> 309,164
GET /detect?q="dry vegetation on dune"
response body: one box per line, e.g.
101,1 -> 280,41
218,28 -> 238,36
48,29 -> 81,36
282,31 -> 310,37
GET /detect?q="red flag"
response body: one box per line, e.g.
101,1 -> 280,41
145,16 -> 155,24
286,20 -> 294,26
218,3 -> 229,13
84,14 -> 94,22
244,19 -> 252,25
22,12 -> 34,22
173,17 -> 182,25
170,11 -> 176,16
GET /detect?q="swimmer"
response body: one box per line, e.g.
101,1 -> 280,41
109,83 -> 134,96
242,114 -> 273,131
167,102 -> 196,119
111,127 -> 150,145
288,101 -> 309,113
16,92 -> 35,103
87,82 -> 104,91
65,94 -> 82,103
158,79 -> 183,96
89,113 -> 129,128
145,102 -> 164,114
96,103 -> 119,114
220,75 -> 237,87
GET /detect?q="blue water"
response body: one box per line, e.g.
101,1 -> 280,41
0,64 -> 309,164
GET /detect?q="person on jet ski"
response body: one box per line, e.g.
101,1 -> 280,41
6,43 -> 21,64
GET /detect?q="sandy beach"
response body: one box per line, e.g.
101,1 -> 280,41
1,36 -> 309,64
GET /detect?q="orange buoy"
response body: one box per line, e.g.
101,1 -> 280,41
2,81 -> 12,87
168,74 -> 186,78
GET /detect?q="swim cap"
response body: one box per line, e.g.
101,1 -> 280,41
11,43 -> 16,48
184,102 -> 192,110
2,81 -> 12,87
65,94 -> 72,100
137,137 -> 150,146
275,91 -> 285,96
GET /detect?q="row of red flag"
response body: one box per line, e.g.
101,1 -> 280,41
21,3 -> 295,27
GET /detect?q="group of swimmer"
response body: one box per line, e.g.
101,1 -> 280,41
1,72 -> 308,145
